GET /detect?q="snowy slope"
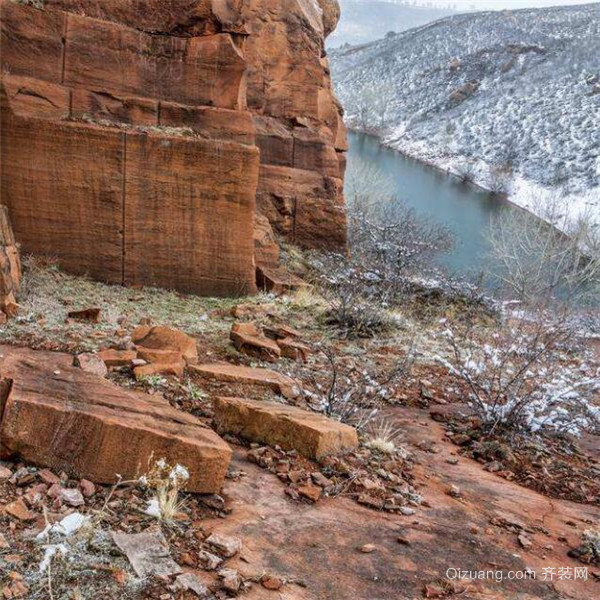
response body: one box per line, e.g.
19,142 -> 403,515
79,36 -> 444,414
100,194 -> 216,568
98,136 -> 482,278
330,3 -> 600,224
328,0 -> 456,47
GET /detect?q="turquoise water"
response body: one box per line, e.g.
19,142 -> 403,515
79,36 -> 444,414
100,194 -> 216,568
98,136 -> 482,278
347,131 -> 512,279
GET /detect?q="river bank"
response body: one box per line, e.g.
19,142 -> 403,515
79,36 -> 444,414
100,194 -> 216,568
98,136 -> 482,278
349,126 -> 600,237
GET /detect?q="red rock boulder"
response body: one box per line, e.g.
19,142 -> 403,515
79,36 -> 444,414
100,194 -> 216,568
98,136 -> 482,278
0,346 -> 231,493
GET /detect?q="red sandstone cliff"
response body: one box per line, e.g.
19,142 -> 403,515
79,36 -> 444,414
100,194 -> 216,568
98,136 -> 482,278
0,0 -> 347,296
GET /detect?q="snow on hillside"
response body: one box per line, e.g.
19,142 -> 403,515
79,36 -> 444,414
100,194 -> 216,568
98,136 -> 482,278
330,3 -> 600,228
328,0 -> 456,47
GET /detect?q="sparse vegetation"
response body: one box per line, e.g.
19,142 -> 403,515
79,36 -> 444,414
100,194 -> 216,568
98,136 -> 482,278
438,317 -> 600,437
310,164 -> 454,337
364,418 -> 406,456
140,459 -> 189,523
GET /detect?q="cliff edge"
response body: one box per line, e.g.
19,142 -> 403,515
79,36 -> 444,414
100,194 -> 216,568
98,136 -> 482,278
0,0 -> 347,295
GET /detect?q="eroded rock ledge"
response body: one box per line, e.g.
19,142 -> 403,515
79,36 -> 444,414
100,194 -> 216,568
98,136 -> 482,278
0,0 -> 347,296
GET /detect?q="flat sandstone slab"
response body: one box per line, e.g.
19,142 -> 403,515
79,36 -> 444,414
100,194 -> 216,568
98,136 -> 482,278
0,346 -> 231,493
213,397 -> 358,459
190,363 -> 298,399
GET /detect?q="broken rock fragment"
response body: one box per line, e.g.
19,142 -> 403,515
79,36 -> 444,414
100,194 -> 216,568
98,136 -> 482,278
213,397 -> 359,459
133,362 -> 184,380
230,321 -> 281,362
206,532 -> 242,558
112,530 -> 182,579
256,266 -> 306,295
0,206 -> 21,321
190,362 -> 298,399
66,307 -> 101,322
96,348 -> 137,368
73,353 -> 108,377
0,346 -> 232,493
277,336 -> 311,362
133,325 -> 198,364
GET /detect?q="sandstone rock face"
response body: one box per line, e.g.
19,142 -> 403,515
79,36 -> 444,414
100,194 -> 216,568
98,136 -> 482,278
0,346 -> 231,493
213,396 -> 359,459
0,206 -> 20,320
243,1 -> 348,251
0,0 -> 346,294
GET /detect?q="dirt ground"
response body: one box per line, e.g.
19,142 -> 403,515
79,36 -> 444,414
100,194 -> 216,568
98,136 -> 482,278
1,260 -> 599,599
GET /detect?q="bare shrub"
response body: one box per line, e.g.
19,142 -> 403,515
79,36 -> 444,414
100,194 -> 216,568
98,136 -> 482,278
455,160 -> 477,183
488,162 -> 512,195
489,197 -> 600,309
292,344 -> 414,431
312,164 -> 454,336
437,317 -> 600,437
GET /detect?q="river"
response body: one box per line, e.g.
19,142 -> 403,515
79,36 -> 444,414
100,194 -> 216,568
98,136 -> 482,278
346,131 -> 514,280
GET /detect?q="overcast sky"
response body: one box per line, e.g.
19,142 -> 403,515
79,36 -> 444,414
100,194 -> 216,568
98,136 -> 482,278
414,0 -> 599,10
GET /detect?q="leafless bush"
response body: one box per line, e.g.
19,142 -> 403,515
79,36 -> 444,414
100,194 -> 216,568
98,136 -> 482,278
489,197 -> 600,309
488,162 -> 513,195
455,160 -> 477,183
437,317 -> 600,437
312,164 -> 454,336
292,344 -> 414,431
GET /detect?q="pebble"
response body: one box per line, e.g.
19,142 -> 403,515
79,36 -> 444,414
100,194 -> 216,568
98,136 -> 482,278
518,534 -> 533,549
360,544 -> 376,553
448,485 -> 461,498
261,575 -> 283,590
59,488 -> 85,507
219,568 -> 242,593
198,549 -> 222,570
206,533 -> 242,558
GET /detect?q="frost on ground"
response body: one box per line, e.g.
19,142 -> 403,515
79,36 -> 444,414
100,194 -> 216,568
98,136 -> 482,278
330,3 -> 600,228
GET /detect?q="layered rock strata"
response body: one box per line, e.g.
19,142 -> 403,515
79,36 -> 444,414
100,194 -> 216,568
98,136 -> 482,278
0,0 -> 347,295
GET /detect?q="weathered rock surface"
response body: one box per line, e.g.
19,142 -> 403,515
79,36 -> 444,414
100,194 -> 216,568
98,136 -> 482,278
256,265 -> 307,295
0,0 -> 346,295
229,322 -> 281,362
0,206 -> 21,320
190,363 -> 298,399
112,530 -> 182,579
133,325 -> 198,365
0,346 -> 231,493
213,397 -> 359,459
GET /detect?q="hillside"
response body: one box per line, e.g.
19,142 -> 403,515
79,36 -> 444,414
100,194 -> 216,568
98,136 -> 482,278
328,0 -> 456,47
330,3 -> 600,224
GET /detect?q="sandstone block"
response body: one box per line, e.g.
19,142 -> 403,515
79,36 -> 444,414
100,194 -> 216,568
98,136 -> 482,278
96,349 -> 137,368
255,165 -> 347,249
136,348 -> 184,365
132,326 -> 197,365
0,346 -> 232,493
230,322 -> 281,362
0,115 -> 125,284
159,103 -> 255,146
1,75 -> 70,121
71,89 -> 158,126
254,213 -> 280,270
213,396 -> 359,459
190,363 -> 298,399
123,132 -> 259,296
256,266 -> 306,295
134,362 -> 184,380
0,1 -> 66,83
64,15 -> 245,109
277,337 -> 310,362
